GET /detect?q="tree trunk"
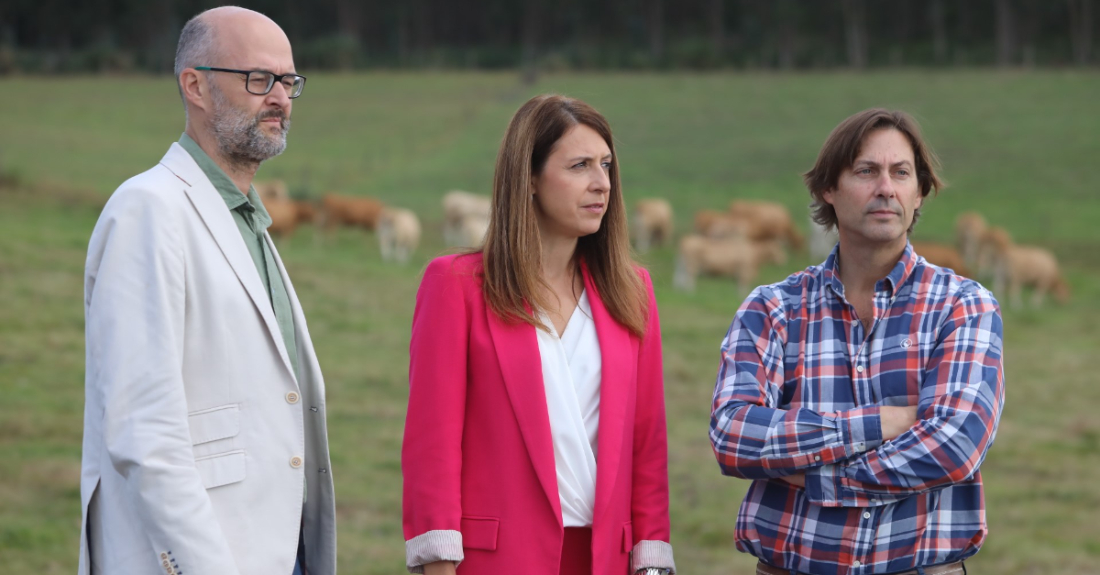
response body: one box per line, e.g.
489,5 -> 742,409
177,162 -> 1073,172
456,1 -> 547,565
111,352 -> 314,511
709,0 -> 725,58
841,0 -> 868,69
520,0 -> 540,84
649,0 -> 664,61
1068,0 -> 1094,65
930,0 -> 948,64
335,0 -> 362,41
995,0 -> 1015,66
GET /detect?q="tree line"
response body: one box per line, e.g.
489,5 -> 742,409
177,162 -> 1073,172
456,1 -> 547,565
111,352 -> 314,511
0,0 -> 1094,74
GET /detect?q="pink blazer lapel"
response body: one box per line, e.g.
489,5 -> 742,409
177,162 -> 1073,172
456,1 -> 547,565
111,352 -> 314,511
582,265 -> 636,525
485,307 -> 563,528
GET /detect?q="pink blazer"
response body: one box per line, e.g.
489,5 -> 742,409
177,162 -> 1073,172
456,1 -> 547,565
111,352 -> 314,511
402,253 -> 671,575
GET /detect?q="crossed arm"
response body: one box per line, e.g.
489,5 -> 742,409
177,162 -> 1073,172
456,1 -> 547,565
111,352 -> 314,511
709,286 -> 1005,507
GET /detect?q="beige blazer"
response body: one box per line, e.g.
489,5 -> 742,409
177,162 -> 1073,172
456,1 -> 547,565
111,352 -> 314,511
79,143 -> 336,575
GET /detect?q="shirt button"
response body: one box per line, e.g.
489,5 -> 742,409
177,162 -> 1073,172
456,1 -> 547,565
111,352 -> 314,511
290,456 -> 303,468
853,560 -> 862,568
856,365 -> 864,373
814,455 -> 821,461
286,391 -> 300,404
863,511 -> 871,519
856,442 -> 865,451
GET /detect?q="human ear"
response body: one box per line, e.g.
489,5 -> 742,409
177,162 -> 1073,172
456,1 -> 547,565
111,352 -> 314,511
179,69 -> 209,113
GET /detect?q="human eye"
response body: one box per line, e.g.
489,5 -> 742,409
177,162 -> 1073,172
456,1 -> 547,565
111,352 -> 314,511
601,160 -> 612,170
248,71 -> 272,91
572,161 -> 587,169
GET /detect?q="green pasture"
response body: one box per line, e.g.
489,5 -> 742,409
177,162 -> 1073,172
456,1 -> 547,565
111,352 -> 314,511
2,71 -> 1099,574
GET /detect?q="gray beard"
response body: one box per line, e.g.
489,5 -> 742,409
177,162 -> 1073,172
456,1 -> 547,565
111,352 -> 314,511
209,84 -> 290,170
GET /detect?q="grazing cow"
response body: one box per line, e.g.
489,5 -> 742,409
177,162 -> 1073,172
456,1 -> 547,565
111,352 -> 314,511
955,211 -> 988,269
911,241 -> 971,278
990,241 -> 1070,308
442,190 -> 491,247
255,179 -> 289,204
808,213 -> 839,263
378,207 -> 422,264
631,198 -> 674,253
976,226 -> 1012,280
694,209 -> 736,237
457,215 -> 490,249
728,200 -> 804,250
674,234 -> 786,294
319,193 -> 385,234
266,198 -> 316,240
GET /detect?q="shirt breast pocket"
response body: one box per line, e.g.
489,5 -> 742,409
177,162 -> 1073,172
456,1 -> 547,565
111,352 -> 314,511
875,335 -> 921,405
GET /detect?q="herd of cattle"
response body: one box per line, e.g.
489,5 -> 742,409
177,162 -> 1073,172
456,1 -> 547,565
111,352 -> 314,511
255,181 -> 1069,308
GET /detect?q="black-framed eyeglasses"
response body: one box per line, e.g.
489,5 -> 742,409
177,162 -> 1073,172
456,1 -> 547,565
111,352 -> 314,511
194,66 -> 307,99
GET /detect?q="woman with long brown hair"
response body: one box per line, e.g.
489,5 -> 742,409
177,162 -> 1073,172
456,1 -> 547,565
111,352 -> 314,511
401,95 -> 676,575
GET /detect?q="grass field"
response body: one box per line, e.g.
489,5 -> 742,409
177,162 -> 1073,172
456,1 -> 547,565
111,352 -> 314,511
2,71 -> 1099,574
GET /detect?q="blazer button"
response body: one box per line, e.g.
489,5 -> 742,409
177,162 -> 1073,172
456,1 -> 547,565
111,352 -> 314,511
286,391 -> 300,404
290,456 -> 303,468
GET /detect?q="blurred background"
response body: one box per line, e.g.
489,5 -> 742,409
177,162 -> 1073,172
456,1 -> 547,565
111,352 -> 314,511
1,1 -> 1098,574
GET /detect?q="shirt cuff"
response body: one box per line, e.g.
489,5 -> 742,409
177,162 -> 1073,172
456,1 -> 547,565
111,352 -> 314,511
840,406 -> 884,456
631,539 -> 676,573
805,463 -> 844,506
406,530 -> 463,574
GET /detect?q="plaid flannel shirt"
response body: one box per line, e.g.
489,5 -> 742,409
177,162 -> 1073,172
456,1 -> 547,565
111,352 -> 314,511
710,243 -> 1004,575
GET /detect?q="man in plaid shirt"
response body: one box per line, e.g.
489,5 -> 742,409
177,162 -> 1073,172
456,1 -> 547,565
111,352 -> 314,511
710,109 -> 1004,575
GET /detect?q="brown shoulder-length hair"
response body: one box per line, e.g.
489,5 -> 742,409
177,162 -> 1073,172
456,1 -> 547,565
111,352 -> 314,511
480,94 -> 648,338
803,108 -> 945,233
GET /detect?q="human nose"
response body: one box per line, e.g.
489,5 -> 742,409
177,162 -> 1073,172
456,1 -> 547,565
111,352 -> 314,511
874,171 -> 896,198
265,81 -> 293,110
591,165 -> 611,194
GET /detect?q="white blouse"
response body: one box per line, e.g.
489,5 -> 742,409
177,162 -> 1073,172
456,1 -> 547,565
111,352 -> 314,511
536,290 -> 602,528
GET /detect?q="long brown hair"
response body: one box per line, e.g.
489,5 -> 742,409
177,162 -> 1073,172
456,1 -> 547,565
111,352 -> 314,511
480,94 -> 647,338
803,108 -> 944,233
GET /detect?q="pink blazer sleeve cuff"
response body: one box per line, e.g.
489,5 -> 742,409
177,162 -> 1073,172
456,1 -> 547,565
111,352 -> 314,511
406,529 -> 463,573
632,539 -> 676,573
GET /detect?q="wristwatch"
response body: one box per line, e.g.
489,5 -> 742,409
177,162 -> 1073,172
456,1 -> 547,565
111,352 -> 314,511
636,569 -> 672,575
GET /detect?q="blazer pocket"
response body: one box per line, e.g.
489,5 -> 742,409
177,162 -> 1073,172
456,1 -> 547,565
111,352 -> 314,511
187,404 -> 240,445
622,521 -> 633,553
194,450 -> 246,489
461,516 -> 499,551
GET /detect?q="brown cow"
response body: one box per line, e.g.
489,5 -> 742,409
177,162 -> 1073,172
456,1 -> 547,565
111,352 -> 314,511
911,241 -> 971,278
954,211 -> 987,269
378,207 -> 422,264
728,200 -> 804,250
631,198 -> 674,253
319,193 -> 386,234
266,198 -> 316,239
674,234 -> 786,294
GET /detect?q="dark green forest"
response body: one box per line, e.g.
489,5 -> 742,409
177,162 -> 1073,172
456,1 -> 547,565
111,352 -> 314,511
1,0 -> 1095,73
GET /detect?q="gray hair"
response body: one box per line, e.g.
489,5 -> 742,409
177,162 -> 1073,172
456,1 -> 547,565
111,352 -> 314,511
174,13 -> 221,114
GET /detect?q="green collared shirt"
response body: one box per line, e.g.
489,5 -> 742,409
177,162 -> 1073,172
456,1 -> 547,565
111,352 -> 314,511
178,133 -> 300,380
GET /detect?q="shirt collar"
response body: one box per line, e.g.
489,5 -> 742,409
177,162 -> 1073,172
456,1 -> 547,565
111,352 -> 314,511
823,241 -> 918,298
177,133 -> 271,229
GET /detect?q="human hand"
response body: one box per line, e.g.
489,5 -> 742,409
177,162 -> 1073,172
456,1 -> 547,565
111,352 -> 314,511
880,405 -> 919,440
783,472 -> 806,487
424,561 -> 457,575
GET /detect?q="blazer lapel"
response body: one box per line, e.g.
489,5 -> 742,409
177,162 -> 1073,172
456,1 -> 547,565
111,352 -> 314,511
583,265 -> 635,526
485,307 -> 563,528
159,143 -> 295,380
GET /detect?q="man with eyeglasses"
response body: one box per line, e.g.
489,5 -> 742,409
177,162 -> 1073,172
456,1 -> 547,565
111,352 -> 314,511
79,7 -> 335,575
